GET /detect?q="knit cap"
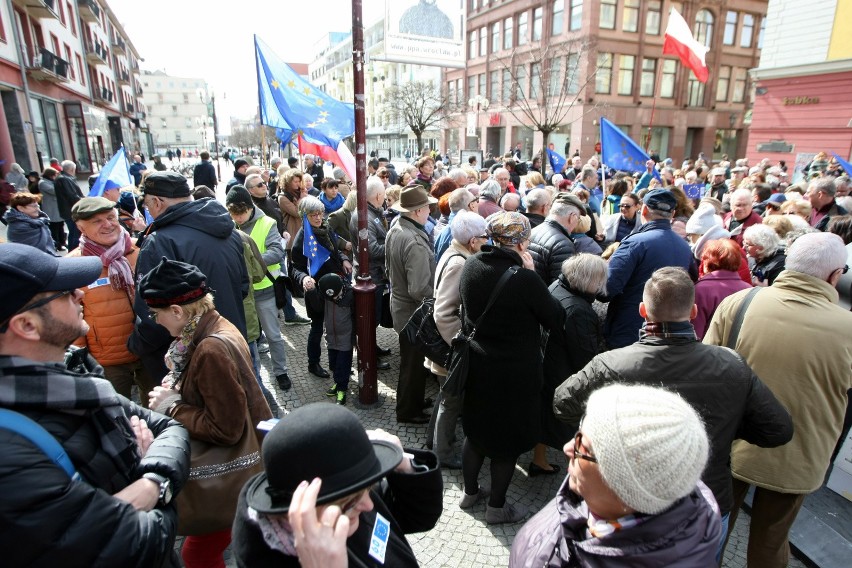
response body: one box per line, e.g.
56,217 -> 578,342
225,184 -> 254,210
581,384 -> 709,515
685,204 -> 723,236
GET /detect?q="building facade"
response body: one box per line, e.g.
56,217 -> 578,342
0,0 -> 149,177
141,70 -> 213,155
444,0 -> 766,163
745,0 -> 852,180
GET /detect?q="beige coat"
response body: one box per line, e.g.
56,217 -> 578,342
426,241 -> 471,375
385,215 -> 436,334
704,270 -> 852,493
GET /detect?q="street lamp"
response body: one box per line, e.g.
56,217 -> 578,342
468,95 -> 489,151
197,87 -> 222,180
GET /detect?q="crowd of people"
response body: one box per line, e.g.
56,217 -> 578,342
0,144 -> 850,567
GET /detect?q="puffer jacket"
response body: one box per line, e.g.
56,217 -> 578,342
528,219 -> 577,285
3,207 -> 57,254
553,334 -> 794,514
350,202 -> 389,285
68,246 -> 139,366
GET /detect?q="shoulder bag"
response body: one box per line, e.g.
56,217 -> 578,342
443,265 -> 519,398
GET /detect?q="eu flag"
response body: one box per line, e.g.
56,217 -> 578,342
89,146 -> 132,197
547,148 -> 567,175
600,118 -> 653,174
303,216 -> 331,277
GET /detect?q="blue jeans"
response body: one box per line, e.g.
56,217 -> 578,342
248,341 -> 261,384
716,511 -> 730,563
64,218 -> 80,250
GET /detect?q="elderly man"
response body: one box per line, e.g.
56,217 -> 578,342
129,171 -> 249,380
704,232 -> 852,568
555,266 -> 793,558
523,187 -> 552,229
574,166 -> 602,215
386,185 -> 437,424
500,192 -> 521,212
435,187 -> 477,261
493,166 -> 511,195
245,172 -> 285,237
192,151 -> 218,192
724,188 -> 763,246
477,178 -> 504,218
805,177 -> 848,231
304,154 -> 324,188
129,154 -> 147,187
54,160 -> 84,250
67,197 -> 155,398
604,189 -> 695,349
564,155 -> 583,182
0,243 -> 190,566
706,167 -> 729,202
528,193 -> 585,285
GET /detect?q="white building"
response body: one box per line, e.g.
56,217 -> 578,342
142,70 -> 213,154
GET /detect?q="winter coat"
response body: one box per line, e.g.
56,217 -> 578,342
38,177 -> 61,221
232,449 -> 443,568
306,163 -> 324,189
234,206 -> 285,281
68,246 -> 140,366
603,212 -> 639,244
554,334 -> 794,514
385,216 -> 436,333
276,190 -> 303,250
692,270 -> 752,339
350,202 -> 389,285
0,357 -> 190,567
477,197 -> 502,219
723,210 -> 762,247
328,206 -> 352,247
323,286 -> 354,351
250,194 -> 285,237
704,270 -> 852,493
320,192 -> 344,214
192,159 -> 218,191
540,276 -> 601,449
235,229 -> 267,343
129,162 -> 147,187
528,219 -> 578,285
509,477 -> 721,568
812,201 -> 848,232
3,207 -> 57,254
459,246 -> 563,459
427,243 -> 470,375
290,224 -> 350,319
54,172 -> 84,220
524,212 -> 546,229
604,219 -> 695,348
752,249 -> 786,285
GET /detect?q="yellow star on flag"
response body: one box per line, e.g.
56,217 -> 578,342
315,98 -> 324,107
303,87 -> 311,95
271,79 -> 280,89
319,111 -> 329,118
287,80 -> 296,88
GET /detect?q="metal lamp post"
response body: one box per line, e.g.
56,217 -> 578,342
468,94 -> 489,151
198,88 -> 221,180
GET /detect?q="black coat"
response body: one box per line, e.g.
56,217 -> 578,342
459,246 -> 563,459
752,250 -> 786,285
192,159 -> 218,191
290,226 -> 350,318
232,449 -> 443,568
54,172 -> 84,220
528,219 -> 578,286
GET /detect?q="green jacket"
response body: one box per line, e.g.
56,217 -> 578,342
235,229 -> 266,342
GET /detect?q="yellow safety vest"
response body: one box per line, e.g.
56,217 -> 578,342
249,215 -> 280,291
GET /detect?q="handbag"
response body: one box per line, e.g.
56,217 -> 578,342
402,254 -> 464,367
286,256 -> 305,299
264,269 -> 290,310
443,265 -> 519,397
379,290 -> 394,328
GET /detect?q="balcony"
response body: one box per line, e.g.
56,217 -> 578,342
93,86 -> 114,104
84,37 -> 107,64
79,0 -> 100,23
13,0 -> 59,20
118,71 -> 130,86
26,47 -> 69,83
112,36 -> 126,55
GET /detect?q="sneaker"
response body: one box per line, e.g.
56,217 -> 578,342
284,315 -> 311,326
276,373 -> 292,391
325,384 -> 338,397
336,390 -> 347,405
459,483 -> 491,509
485,502 -> 529,525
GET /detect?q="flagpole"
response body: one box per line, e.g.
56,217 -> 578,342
644,59 -> 665,153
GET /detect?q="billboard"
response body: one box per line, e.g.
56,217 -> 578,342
378,0 -> 466,69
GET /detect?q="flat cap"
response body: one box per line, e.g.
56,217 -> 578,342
71,196 -> 117,221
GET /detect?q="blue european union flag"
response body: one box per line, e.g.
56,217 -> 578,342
89,146 -> 132,197
600,118 -> 655,175
832,153 -> 852,176
547,148 -> 567,175
303,216 -> 331,277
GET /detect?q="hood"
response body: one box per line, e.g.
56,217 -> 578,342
151,198 -> 236,239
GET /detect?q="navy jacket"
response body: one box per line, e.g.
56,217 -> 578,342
192,159 -> 218,191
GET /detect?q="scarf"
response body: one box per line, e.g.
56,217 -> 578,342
247,506 -> 298,557
638,321 -> 697,340
416,172 -> 432,183
586,510 -> 648,539
163,314 -> 202,390
309,221 -> 338,255
80,230 -> 134,293
0,355 -> 139,487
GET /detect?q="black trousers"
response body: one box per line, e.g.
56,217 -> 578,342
396,333 -> 429,420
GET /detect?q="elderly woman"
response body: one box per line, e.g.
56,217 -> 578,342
510,384 -> 720,567
537,254 -> 607,473
3,192 -> 56,254
143,259 -> 272,568
781,199 -> 813,228
430,211 -> 489,469
458,211 -> 563,524
692,239 -> 753,339
232,403 -> 442,567
291,195 -> 353,379
7,162 -> 28,190
477,178 -> 503,218
413,156 -> 435,191
685,204 -> 752,284
743,224 -> 786,286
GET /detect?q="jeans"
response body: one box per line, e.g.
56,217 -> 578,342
64,218 -> 80,250
254,288 -> 288,376
328,348 -> 353,390
717,511 -> 729,563
282,286 -> 297,321
248,341 -> 261,383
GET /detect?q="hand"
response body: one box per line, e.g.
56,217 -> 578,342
148,386 -> 178,411
303,277 -> 316,292
752,276 -> 768,287
289,479 -> 349,568
131,216 -> 147,232
343,261 -> 353,275
113,478 -> 159,512
130,415 -> 153,457
367,429 -> 412,473
646,159 -> 655,173
520,251 -> 535,271
283,231 -> 291,246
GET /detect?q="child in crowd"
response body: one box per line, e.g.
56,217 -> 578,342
317,273 -> 354,405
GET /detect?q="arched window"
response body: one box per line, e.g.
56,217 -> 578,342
694,9 -> 714,47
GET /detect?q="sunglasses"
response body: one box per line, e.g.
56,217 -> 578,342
618,204 -> 635,210
837,265 -> 850,275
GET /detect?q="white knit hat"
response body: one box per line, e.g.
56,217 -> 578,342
685,204 -> 723,236
582,384 -> 709,515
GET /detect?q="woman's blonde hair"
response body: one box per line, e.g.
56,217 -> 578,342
181,293 -> 216,319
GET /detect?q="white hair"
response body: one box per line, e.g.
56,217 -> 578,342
785,232 -> 847,281
480,179 -> 502,200
549,201 -> 580,219
525,187 -> 552,211
561,253 -> 608,295
731,188 -> 753,204
298,194 -> 324,216
450,169 -> 469,186
448,188 -> 474,213
500,193 -> 520,210
61,160 -> 76,173
366,175 -> 385,199
492,167 -> 509,179
550,173 -> 564,186
450,210 -> 487,245
743,224 -> 781,257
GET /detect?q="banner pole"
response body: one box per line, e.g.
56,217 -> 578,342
644,60 -> 665,153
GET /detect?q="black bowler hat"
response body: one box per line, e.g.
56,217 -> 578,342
138,258 -> 209,307
244,403 -> 403,514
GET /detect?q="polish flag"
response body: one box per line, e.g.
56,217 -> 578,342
663,8 -> 709,83
297,135 -> 357,182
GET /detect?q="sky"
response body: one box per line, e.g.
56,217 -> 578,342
110,0 -> 386,122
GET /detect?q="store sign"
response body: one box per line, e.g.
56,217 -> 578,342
783,96 -> 819,105
378,0 -> 466,69
756,140 -> 794,153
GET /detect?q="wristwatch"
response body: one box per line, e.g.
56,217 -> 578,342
142,472 -> 173,507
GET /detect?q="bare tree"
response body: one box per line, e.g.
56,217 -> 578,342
497,37 -> 602,171
383,80 -> 449,155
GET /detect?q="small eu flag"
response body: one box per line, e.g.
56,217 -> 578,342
303,216 -> 331,277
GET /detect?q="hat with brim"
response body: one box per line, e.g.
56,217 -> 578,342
72,197 -> 117,221
244,403 -> 403,514
390,185 -> 438,212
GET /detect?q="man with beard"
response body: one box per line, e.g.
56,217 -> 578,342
0,243 -> 190,567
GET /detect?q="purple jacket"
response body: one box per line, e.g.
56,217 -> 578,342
693,270 -> 752,339
509,477 -> 721,568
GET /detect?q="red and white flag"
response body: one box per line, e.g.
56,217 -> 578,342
663,7 -> 709,83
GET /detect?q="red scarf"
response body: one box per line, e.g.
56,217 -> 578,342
80,231 -> 134,293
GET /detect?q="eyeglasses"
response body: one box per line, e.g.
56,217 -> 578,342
252,182 -> 266,188
476,234 -> 489,240
1,290 -> 75,328
306,211 -> 324,219
618,204 -> 634,210
573,430 -> 597,463
379,174 -> 389,179
836,265 -> 850,275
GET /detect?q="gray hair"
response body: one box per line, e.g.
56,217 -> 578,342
480,179 -> 502,200
270,156 -> 283,168
245,173 -> 263,188
303,154 -> 315,162
492,167 -> 509,180
809,176 -> 837,196
550,200 -> 580,219
500,193 -> 520,211
341,190 -> 357,212
743,224 -> 781,257
366,175 -> 385,199
61,160 -> 76,173
333,167 -> 347,181
581,166 -> 597,183
785,232 -> 847,281
730,188 -> 753,204
525,187 -> 552,211
561,253 -> 608,295
448,188 -> 474,213
450,210 -> 487,245
298,194 -> 324,216
450,168 -> 469,187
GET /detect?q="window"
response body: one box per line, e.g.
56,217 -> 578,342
640,58 -> 656,97
75,54 -> 85,85
490,70 -> 499,100
183,93 -> 189,104
504,17 -> 513,49
622,0 -> 639,32
740,14 -> 754,48
694,9 -> 714,47
479,27 -> 487,56
600,0 -> 616,30
687,76 -> 705,107
479,73 -> 486,96
67,2 -> 76,36
552,0 -> 564,36
732,67 -> 747,102
569,0 -> 583,31
468,76 -> 476,100
64,45 -> 74,80
530,62 -> 541,98
491,22 -> 500,52
618,55 -> 635,95
595,52 -> 613,94
548,57 -> 562,96
175,131 -> 181,143
171,105 -> 178,116
518,12 -> 528,45
716,65 -> 730,102
515,65 -> 527,100
502,69 -> 512,102
58,1 -> 66,25
723,11 -> 737,45
447,81 -> 455,106
533,7 -> 543,41
469,30 -> 477,59
758,17 -> 765,49
660,60 -> 676,98
646,1 -> 662,35
566,52 -> 580,94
